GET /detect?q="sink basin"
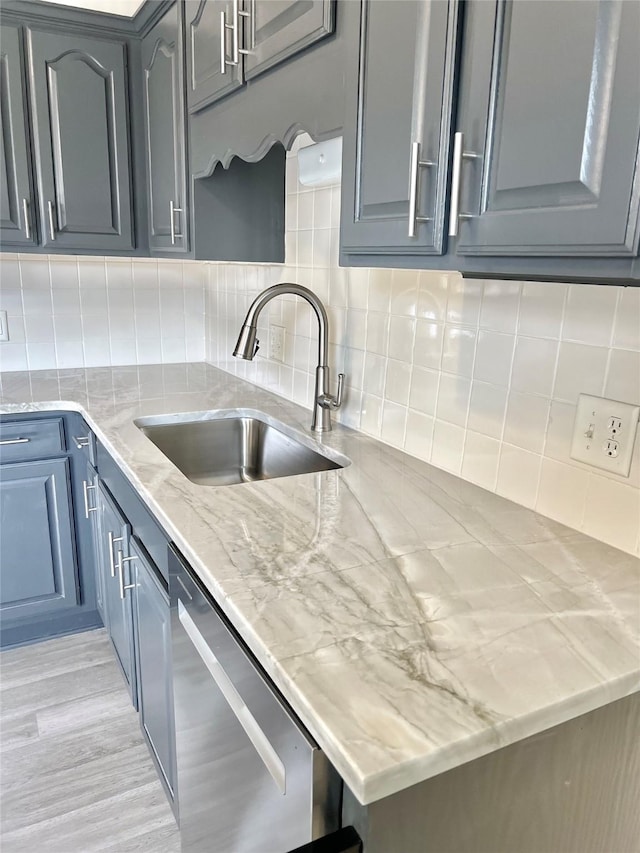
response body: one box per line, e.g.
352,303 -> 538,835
134,409 -> 349,486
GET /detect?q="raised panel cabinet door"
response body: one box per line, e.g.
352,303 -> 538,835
132,538 -> 176,802
0,458 -> 79,621
97,482 -> 136,706
243,0 -> 335,81
452,0 -> 640,257
26,28 -> 133,251
186,0 -> 244,114
340,0 -> 459,256
142,2 -> 188,253
0,25 -> 37,247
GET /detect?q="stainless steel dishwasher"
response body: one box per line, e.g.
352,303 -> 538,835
170,545 -> 358,853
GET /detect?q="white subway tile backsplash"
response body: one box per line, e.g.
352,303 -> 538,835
496,445 -> 541,508
388,315 -> 415,362
413,320 -> 443,370
50,259 -> 79,289
563,283 -> 617,346
1,255 -> 205,373
461,431 -> 501,490
503,391 -> 550,454
417,272 -> 448,322
431,420 -> 465,474
446,278 -> 482,326
613,287 -> 640,351
553,341 -> 608,402
511,336 -> 558,397
583,475 -> 640,554
385,359 -> 412,406
436,373 -> 471,427
473,330 -> 513,386
479,280 -> 521,333
404,410 -> 434,461
381,400 -> 407,448
409,366 -> 439,416
390,269 -> 418,317
467,381 -> 508,439
605,349 -> 640,405
536,458 -> 589,530
518,282 -> 566,338
441,325 -> 476,377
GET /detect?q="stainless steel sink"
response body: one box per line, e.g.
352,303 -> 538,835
134,409 -> 349,486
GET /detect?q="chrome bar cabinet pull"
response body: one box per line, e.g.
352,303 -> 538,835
170,200 -> 183,245
118,554 -> 138,599
408,141 -> 435,238
0,437 -> 30,446
73,435 -> 90,449
47,200 -> 56,241
22,198 -> 31,240
448,131 -> 482,238
82,480 -> 98,519
107,531 -> 124,578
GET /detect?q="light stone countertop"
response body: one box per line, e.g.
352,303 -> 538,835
1,363 -> 639,805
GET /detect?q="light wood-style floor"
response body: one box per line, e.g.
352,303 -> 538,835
0,629 -> 180,853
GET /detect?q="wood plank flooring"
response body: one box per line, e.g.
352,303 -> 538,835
0,629 -> 180,853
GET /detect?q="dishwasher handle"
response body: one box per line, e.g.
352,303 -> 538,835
288,826 -> 362,853
178,598 -> 287,794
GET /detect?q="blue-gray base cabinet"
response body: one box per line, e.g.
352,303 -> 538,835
131,535 -> 177,811
0,413 -> 101,648
94,441 -> 177,816
94,479 -> 137,708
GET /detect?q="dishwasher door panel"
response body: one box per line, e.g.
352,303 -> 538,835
171,550 -> 340,853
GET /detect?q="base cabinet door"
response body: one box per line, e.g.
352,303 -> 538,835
141,1 -> 188,254
0,457 -> 79,621
0,24 -> 37,247
131,536 -> 177,809
340,0 -> 459,256
451,0 -> 640,257
96,481 -> 136,705
26,27 -> 133,252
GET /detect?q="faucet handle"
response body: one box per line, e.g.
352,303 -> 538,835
335,373 -> 345,408
319,373 -> 345,411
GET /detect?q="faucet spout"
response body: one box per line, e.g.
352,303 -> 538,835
232,283 -> 344,432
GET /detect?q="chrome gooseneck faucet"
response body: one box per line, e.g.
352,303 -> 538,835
233,283 -> 345,432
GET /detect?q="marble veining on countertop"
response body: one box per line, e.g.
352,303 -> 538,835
1,363 -> 639,804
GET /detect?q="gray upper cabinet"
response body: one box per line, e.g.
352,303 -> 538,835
186,0 -> 243,113
0,457 -> 79,623
0,24 -> 37,246
244,0 -> 335,81
141,2 -> 188,253
451,0 -> 640,257
341,0 -> 459,256
26,27 -> 133,251
186,0 -> 334,113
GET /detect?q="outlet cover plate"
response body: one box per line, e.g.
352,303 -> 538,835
570,393 -> 639,476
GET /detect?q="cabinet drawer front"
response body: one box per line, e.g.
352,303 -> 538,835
0,418 -> 65,462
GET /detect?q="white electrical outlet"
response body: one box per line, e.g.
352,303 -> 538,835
268,325 -> 285,362
570,394 -> 640,476
0,310 -> 8,342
